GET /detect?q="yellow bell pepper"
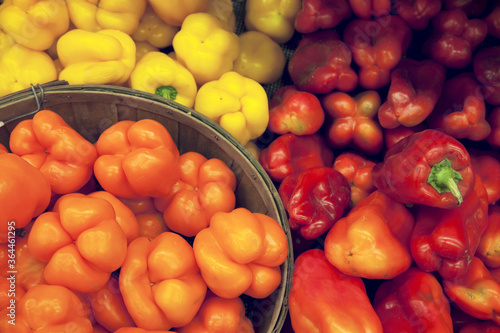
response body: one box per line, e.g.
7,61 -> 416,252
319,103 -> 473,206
148,0 -> 209,27
194,71 -> 269,146
172,12 -> 239,86
205,0 -> 236,32
244,0 -> 302,44
135,41 -> 159,61
57,29 -> 136,85
131,5 -> 179,49
0,0 -> 70,51
234,30 -> 286,85
129,51 -> 198,108
245,140 -> 261,161
66,0 -> 147,35
0,30 -> 15,54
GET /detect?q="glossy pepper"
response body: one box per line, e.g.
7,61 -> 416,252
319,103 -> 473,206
372,129 -> 475,208
129,52 -> 197,108
287,29 -> 358,94
373,267 -> 453,332
394,0 -> 442,30
9,109 -> 98,195
410,174 -> 489,280
172,12 -> 239,86
322,90 -> 384,155
258,133 -> 334,183
289,249 -> 383,333
193,208 -> 288,299
476,204 -> 500,268
279,167 -> 351,239
194,71 -> 269,146
294,0 -> 351,34
119,232 -> 207,330
268,85 -> 325,136
378,59 -> 446,129
473,46 -> 500,106
94,119 -> 181,199
349,0 -> 391,18
469,150 -> 500,205
487,107 -> 500,148
423,8 -> 487,69
131,5 -> 179,49
148,0 -> 209,26
343,15 -> 412,90
427,73 -> 491,142
57,29 -> 136,85
119,197 -> 168,239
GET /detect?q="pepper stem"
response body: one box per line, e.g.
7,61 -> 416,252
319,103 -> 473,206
155,86 -> 178,101
427,158 -> 463,206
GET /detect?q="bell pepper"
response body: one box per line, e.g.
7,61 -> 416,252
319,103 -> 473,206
0,143 -> 7,154
193,208 -> 288,299
289,249 -> 384,333
348,0 -> 391,18
410,174 -> 489,280
94,119 -> 181,199
294,0 -> 351,34
57,29 -> 136,85
427,73 -> 491,141
459,322 -> 500,333
0,0 -> 70,51
129,52 -> 198,109
373,267 -> 453,332
115,329 -> 175,333
324,190 -> 414,279
486,2 -> 500,39
372,129 -> 475,208
258,133 -> 334,183
443,257 -> 500,325
383,123 -> 428,149
148,0 -> 209,27
469,150 -> 500,205
423,8 -> 488,69
9,110 -> 98,195
193,71 -> 269,146
378,59 -> 447,129
443,0 -> 487,17
488,107 -> 500,149
0,284 -> 93,332
136,212 -> 169,239
268,85 -> 325,136
135,41 -> 158,61
343,15 -> 412,89
473,46 -> 500,106
394,0 -> 442,30
233,30 -> 286,85
332,151 -> 377,208
244,0 -> 302,44
131,5 -> 179,49
205,0 -> 236,32
287,29 -> 358,94
172,12 -> 239,85
67,0 -> 147,35
119,232 -> 207,330
279,166 -> 351,239
476,204 -> 500,268
322,90 -> 384,155
153,151 -> 237,237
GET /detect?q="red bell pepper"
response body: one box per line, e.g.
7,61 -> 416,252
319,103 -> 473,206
287,29 -> 358,94
372,129 -> 475,209
443,0 -> 487,17
343,15 -> 412,89
423,9 -> 488,69
473,46 -> 500,106
294,0 -> 351,34
268,85 -> 325,136
427,73 -> 491,141
322,90 -> 384,155
378,58 -> 446,129
347,0 -> 391,19
258,133 -> 334,183
394,0 -> 442,30
288,249 -> 384,333
410,174 -> 489,280
383,123 -> 427,150
279,166 -> 351,239
373,267 -> 453,333
487,107 -> 500,148
486,2 -> 500,39
469,150 -> 500,205
476,204 -> 500,268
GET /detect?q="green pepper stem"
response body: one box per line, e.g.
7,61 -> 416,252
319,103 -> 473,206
427,158 -> 463,206
155,86 -> 178,101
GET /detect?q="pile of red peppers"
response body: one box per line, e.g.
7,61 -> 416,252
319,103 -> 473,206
256,0 -> 500,331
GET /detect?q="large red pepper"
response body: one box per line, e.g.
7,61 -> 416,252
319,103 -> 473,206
476,204 -> 500,269
378,58 -> 446,129
372,129 -> 475,209
294,0 -> 351,34
485,2 -> 500,39
410,174 -> 489,280
487,107 -> 500,149
343,15 -> 412,89
473,46 -> 500,106
279,166 -> 351,239
373,267 -> 453,333
288,249 -> 384,333
469,150 -> 500,205
347,0 -> 391,19
394,0 -> 442,30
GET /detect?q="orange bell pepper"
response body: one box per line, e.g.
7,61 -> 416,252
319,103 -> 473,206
115,328 -> 177,333
0,143 -> 7,153
476,204 -> 500,268
154,151 -> 237,237
193,208 -> 289,299
119,197 -> 169,238
94,119 -> 181,198
9,109 -> 98,195
27,194 -> 128,292
119,232 -> 207,331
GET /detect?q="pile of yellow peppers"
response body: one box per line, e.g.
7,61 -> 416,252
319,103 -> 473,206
0,0 -> 301,149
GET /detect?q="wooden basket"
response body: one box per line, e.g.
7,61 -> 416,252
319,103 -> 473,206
0,82 -> 294,333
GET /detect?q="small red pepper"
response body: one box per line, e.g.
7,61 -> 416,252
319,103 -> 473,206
476,204 -> 500,269
473,46 -> 500,106
485,2 -> 500,39
378,58 -> 446,129
487,107 -> 500,148
294,0 -> 351,34
372,129 -> 475,208
394,0 -> 442,30
279,166 -> 351,239
469,150 -> 500,205
383,123 -> 427,150
347,0 -> 391,19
